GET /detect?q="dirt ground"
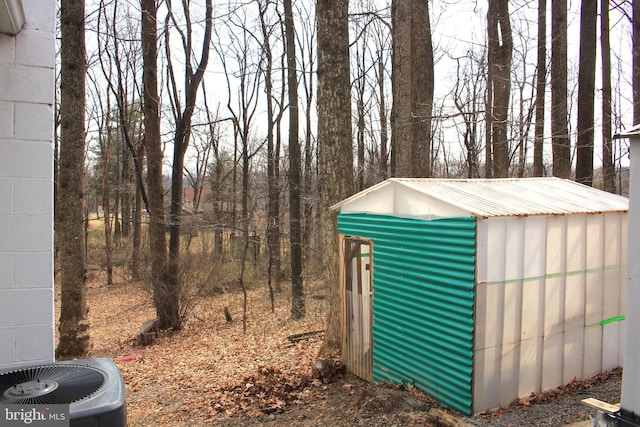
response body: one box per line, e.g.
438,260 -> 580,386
71,275 -> 619,427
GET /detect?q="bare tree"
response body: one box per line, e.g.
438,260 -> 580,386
297,1 -> 317,260
257,0 -> 282,309
487,0 -> 512,178
533,0 -> 547,176
317,0 -> 353,354
284,0 -> 305,319
57,0 -> 90,358
142,0 -> 169,329
634,0 -> 640,125
391,0 -> 434,177
163,0 -> 213,330
451,49 -> 485,178
575,0 -> 597,186
602,0 -> 615,192
551,0 -> 571,178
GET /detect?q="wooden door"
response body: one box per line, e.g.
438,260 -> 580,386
343,237 -> 373,382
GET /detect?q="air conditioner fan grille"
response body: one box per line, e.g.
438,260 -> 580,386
0,364 -> 105,405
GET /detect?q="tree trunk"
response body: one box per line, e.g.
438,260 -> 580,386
634,0 -> 640,125
487,0 -> 512,178
121,141 -> 131,239
317,0 -> 353,354
57,0 -> 90,359
551,0 -> 572,178
259,0 -> 279,310
131,142 -> 144,279
285,0 -> 305,320
485,42 -> 493,179
601,0 -> 615,193
165,0 -> 213,330
378,54 -> 389,181
533,0 -> 547,177
102,117 -> 114,286
575,0 -> 597,186
391,0 -> 434,177
142,0 -> 169,328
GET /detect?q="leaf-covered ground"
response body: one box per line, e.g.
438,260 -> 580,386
62,274 -> 622,426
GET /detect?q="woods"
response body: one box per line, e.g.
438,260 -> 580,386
55,0 -> 638,356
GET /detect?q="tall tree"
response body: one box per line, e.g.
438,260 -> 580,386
533,0 -> 547,176
57,0 -> 90,358
487,0 -> 512,178
257,0 -> 281,309
165,0 -> 213,330
298,1 -> 317,262
634,0 -> 640,125
142,0 -> 169,328
317,0 -> 353,353
284,0 -> 305,319
601,0 -> 615,192
451,49 -> 485,178
551,0 -> 571,178
391,0 -> 434,177
575,0 -> 597,186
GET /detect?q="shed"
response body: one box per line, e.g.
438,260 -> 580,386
331,177 -> 629,415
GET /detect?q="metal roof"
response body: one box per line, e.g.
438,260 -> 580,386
614,123 -> 640,139
332,177 -> 629,219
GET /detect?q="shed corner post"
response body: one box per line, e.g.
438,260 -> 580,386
621,133 -> 640,421
338,232 -> 347,354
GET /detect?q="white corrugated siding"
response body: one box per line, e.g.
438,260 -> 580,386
474,213 -> 627,412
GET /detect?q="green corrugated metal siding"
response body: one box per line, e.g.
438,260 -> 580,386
338,213 -> 476,415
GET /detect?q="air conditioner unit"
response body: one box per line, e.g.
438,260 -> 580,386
0,358 -> 126,427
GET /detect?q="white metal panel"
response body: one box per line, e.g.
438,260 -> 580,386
583,324 -> 603,378
505,218 -> 526,282
331,178 -> 628,220
523,216 -> 547,278
499,342 -> 519,407
473,209 -> 627,414
521,217 -> 546,343
519,337 -> 543,396
542,333 -> 564,391
521,278 -> 545,341
585,215 -> 605,327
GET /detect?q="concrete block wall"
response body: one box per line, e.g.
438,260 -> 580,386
0,0 -> 56,369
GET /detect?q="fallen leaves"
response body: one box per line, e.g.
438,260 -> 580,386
80,279 -> 331,426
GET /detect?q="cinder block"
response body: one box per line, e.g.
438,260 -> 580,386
0,63 -> 54,104
21,0 -> 56,34
0,178 -> 12,213
0,33 -> 15,64
0,289 -> 53,327
15,102 -> 53,141
15,29 -> 55,68
0,327 -> 15,364
0,101 -> 13,138
14,252 -> 52,289
0,214 -> 52,252
14,178 -> 52,215
15,324 -> 54,363
0,253 -> 13,289
0,140 -> 52,179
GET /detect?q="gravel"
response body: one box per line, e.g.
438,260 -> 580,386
463,369 -> 622,427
